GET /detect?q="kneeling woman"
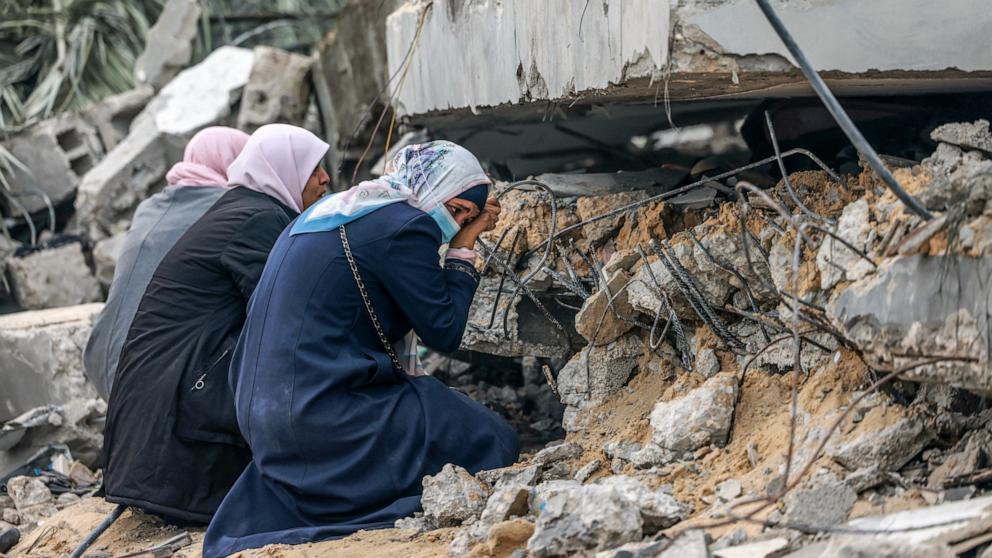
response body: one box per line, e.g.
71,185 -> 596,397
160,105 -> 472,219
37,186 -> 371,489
204,141 -> 518,557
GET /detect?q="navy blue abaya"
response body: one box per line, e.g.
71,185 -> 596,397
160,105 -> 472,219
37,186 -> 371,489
203,203 -> 519,558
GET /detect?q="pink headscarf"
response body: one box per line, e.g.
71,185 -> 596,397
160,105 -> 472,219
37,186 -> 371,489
165,126 -> 250,187
225,124 -> 330,213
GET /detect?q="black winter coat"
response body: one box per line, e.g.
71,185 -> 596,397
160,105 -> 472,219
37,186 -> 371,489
102,187 -> 297,523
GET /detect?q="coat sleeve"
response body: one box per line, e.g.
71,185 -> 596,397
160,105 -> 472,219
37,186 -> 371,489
379,214 -> 480,353
220,210 -> 291,299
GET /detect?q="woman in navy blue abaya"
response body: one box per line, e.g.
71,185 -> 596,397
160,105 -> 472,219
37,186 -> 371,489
203,141 -> 518,558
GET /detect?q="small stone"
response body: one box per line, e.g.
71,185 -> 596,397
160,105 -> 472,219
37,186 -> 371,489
394,514 -> 431,532
844,465 -> 886,493
782,472 -> 856,528
533,442 -> 582,466
485,519 -> 534,557
715,478 -> 742,502
477,465 -> 541,490
650,373 -> 739,462
421,464 -> 491,527
0,523 -> 21,554
542,462 -> 571,481
6,476 -> 57,524
696,348 -> 720,379
710,528 -> 747,550
573,460 -> 601,483
2,509 -> 19,525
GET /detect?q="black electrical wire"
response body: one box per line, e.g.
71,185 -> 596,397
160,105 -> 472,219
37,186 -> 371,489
753,0 -> 933,221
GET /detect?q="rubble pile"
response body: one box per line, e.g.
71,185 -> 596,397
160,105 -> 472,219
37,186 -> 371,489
389,124 -> 992,557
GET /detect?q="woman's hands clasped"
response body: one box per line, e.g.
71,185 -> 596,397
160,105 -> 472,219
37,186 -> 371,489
449,197 -> 501,249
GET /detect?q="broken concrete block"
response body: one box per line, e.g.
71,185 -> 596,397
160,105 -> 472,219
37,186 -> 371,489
0,304 -> 102,424
715,478 -> 742,502
84,86 -> 154,151
827,255 -> 991,393
0,116 -> 103,215
575,191 -> 650,247
1,509 -> 18,526
574,270 -> 637,345
421,464 -> 491,528
594,476 -> 686,532
573,460 -> 600,483
75,47 -> 254,240
603,441 -> 668,470
477,464 -> 541,490
557,334 -> 642,410
594,530 -> 708,558
931,119 -> 992,153
6,476 -> 57,524
650,373 -> 738,461
816,199 -> 874,290
6,243 -> 102,310
820,536 -> 954,558
237,46 -> 312,132
133,0 -> 201,89
527,482 -> 643,557
782,472 -> 855,528
827,413 -> 933,472
461,274 -> 571,358
92,232 -> 126,289
450,484 -> 532,556
533,441 -> 582,466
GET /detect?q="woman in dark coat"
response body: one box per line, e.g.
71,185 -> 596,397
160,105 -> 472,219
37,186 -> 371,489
203,141 -> 518,558
85,126 -> 250,401
102,124 -> 331,524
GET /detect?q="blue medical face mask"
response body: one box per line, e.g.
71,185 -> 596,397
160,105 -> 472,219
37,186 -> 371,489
428,204 -> 461,244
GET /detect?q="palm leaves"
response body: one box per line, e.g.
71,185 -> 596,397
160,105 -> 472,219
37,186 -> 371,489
0,0 -> 163,134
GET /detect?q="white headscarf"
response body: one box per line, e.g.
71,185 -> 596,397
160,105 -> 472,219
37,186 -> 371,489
226,124 -> 329,213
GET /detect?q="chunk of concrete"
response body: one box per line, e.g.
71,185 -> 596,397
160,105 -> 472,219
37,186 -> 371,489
816,199 -> 874,290
477,464 -> 541,490
594,475 -> 687,532
6,243 -> 102,310
527,482 -> 644,557
0,305 -> 102,423
650,373 -> 739,461
133,0 -> 201,89
237,46 -> 312,132
449,485 -> 531,556
92,232 -> 127,289
0,116 -> 103,215
782,472 -> 855,528
75,47 -> 254,240
5,476 -> 57,524
827,255 -> 991,393
557,334 -> 642,410
84,86 -> 154,150
575,270 -> 637,345
827,414 -> 934,472
594,530 -> 708,558
931,119 -> 992,153
533,442 -> 582,467
696,348 -> 721,379
421,464 -> 491,527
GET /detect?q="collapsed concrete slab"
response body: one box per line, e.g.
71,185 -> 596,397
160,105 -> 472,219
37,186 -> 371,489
237,46 -> 313,132
74,46 -> 254,240
133,0 -> 201,89
0,116 -> 103,216
827,255 -> 992,393
385,0 -> 992,120
6,242 -> 102,310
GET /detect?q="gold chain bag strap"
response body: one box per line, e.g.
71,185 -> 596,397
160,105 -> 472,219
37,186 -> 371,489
339,225 -> 407,373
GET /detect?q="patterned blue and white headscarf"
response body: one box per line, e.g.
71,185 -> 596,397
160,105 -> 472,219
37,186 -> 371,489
291,140 -> 490,239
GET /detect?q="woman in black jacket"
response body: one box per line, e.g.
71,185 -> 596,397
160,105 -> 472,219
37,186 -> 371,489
101,124 -> 330,524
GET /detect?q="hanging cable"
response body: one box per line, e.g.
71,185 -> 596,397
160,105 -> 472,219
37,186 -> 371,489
753,0 -> 933,220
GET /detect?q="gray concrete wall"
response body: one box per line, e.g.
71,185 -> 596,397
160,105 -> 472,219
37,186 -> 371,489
385,0 -> 992,117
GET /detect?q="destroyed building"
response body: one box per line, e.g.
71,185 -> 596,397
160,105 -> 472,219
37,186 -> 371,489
3,0 -> 992,557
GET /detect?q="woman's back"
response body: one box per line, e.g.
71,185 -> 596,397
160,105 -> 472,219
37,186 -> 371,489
103,186 -> 295,522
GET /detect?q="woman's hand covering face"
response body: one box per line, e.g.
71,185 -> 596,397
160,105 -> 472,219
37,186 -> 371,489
449,196 -> 500,249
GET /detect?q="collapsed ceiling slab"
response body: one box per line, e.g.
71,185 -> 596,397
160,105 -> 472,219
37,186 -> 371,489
385,0 -> 992,121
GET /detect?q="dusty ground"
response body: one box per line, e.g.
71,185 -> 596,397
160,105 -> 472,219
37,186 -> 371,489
6,498 -> 453,558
